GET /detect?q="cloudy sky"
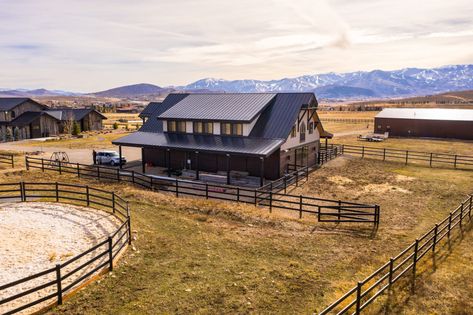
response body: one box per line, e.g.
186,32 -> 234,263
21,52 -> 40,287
1,0 -> 473,92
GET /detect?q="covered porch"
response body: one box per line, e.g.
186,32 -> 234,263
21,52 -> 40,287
113,131 -> 284,187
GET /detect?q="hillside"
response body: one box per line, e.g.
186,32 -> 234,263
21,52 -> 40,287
89,83 -> 171,98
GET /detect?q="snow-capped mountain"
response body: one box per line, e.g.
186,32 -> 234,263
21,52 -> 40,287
182,64 -> 473,99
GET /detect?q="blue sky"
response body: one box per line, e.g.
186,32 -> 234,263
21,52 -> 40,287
1,0 -> 472,92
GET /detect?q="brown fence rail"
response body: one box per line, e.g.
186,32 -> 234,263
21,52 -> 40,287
319,194 -> 473,314
0,153 -> 14,168
318,144 -> 344,165
25,156 -> 380,226
0,182 -> 131,315
259,166 -> 309,194
338,144 -> 473,170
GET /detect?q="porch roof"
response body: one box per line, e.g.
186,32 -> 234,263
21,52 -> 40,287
113,131 -> 284,157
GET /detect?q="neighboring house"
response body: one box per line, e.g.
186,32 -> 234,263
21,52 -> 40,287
139,102 -> 162,123
114,93 -> 332,184
0,98 -> 49,141
0,97 -> 107,141
375,108 -> 473,140
46,109 -> 107,133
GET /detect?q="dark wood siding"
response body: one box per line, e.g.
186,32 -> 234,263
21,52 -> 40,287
375,118 -> 473,140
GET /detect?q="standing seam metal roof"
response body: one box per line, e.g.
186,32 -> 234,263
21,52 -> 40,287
157,93 -> 276,121
0,98 -> 47,111
140,94 -> 190,133
139,102 -> 162,118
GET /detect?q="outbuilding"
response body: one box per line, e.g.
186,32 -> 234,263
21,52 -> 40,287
374,108 -> 473,140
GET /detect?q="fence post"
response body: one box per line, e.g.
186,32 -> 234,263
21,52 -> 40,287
108,236 -> 113,271
86,186 -> 90,206
383,148 -> 386,161
305,166 -> 309,181
430,153 -> 433,167
127,203 -> 132,245
299,195 -> 303,219
11,155 -> 14,168
454,155 -> 458,169
58,160 -> 62,175
20,182 -> 25,202
338,200 -> 341,221
269,191 -> 272,213
460,202 -> 464,229
355,282 -> 362,314
132,170 -> 135,184
206,183 -> 209,199
237,187 -> 240,202
55,182 -> 59,202
284,176 -> 287,194
469,195 -> 472,218
117,168 -> 120,182
361,146 -> 365,159
41,158 -> 45,172
55,264 -> 63,305
405,151 -> 409,165
388,258 -> 394,288
175,179 -> 179,197
97,165 -> 100,179
296,172 -> 299,187
77,163 -> 80,178
412,239 -> 419,290
25,156 -> 29,170
112,192 -> 116,214
448,212 -> 452,240
432,224 -> 438,253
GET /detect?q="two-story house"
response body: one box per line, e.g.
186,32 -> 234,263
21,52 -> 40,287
114,93 -> 332,185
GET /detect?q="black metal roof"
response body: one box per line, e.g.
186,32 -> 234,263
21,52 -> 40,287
45,108 -> 107,121
0,98 -> 47,111
113,131 -> 284,156
158,93 -> 276,122
139,102 -> 162,118
249,93 -> 316,139
10,111 -> 59,127
140,94 -> 189,133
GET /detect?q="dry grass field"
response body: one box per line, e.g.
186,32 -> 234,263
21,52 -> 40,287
103,113 -> 142,130
2,153 -> 473,314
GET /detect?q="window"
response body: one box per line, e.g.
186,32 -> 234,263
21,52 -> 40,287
221,122 -> 242,136
167,120 -> 186,133
300,122 -> 306,142
193,121 -> 214,134
290,125 -> 296,138
309,122 -> 314,134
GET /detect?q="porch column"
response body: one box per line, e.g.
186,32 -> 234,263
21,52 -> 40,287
195,151 -> 200,180
166,149 -> 171,177
260,157 -> 265,187
294,148 -> 297,169
325,137 -> 328,149
118,145 -> 123,170
226,154 -> 231,185
141,147 -> 146,173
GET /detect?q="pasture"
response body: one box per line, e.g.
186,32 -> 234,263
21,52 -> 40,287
1,153 -> 472,314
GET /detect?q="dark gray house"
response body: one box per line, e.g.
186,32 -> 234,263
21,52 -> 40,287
46,108 -> 107,133
114,93 -> 331,185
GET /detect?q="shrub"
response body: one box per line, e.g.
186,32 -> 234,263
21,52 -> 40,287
72,121 -> 81,136
113,122 -> 119,130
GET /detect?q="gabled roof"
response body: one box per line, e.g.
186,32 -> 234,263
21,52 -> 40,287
140,94 -> 189,133
139,102 -> 162,118
376,108 -> 473,122
113,131 -> 284,157
10,111 -> 59,127
250,93 -> 316,139
45,108 -> 107,121
158,93 -> 277,122
0,98 -> 47,111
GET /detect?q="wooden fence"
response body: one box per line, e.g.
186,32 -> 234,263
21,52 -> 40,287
319,194 -> 473,314
0,153 -> 14,168
259,166 -> 309,194
336,144 -> 473,170
318,144 -> 344,165
0,182 -> 131,315
25,156 -> 380,225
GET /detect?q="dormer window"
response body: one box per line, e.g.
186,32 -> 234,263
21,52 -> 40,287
300,122 -> 306,142
193,121 -> 213,134
167,120 -> 186,133
290,125 -> 296,138
309,122 -> 314,134
221,122 -> 243,136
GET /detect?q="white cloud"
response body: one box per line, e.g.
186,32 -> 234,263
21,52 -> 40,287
0,0 -> 472,91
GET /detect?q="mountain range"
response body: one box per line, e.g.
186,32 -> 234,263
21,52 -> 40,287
2,64 -> 473,100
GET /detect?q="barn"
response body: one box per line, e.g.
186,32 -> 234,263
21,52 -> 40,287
374,108 -> 473,140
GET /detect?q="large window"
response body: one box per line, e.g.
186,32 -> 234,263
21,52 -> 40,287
300,122 -> 306,142
221,122 -> 243,136
193,121 -> 214,134
167,120 -> 186,133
